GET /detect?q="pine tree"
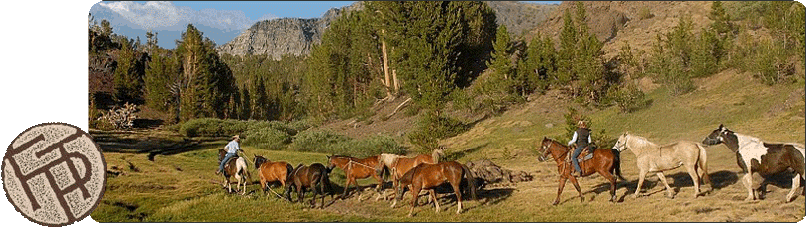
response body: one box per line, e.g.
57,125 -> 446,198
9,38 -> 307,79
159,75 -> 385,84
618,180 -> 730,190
174,24 -> 236,121
557,9 -> 577,84
144,49 -> 179,113
113,38 -> 143,104
487,25 -> 513,81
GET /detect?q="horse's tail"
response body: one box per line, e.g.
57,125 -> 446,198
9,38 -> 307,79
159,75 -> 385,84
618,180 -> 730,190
285,163 -> 294,184
696,143 -> 711,185
461,164 -> 478,201
611,149 -> 625,181
432,149 -> 443,163
319,167 -> 332,196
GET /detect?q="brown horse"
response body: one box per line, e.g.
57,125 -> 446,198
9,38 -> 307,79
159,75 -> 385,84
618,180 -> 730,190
378,152 -> 439,207
539,137 -> 623,205
286,163 -> 334,208
396,161 -> 477,217
327,155 -> 384,201
218,149 -> 249,194
253,155 -> 293,199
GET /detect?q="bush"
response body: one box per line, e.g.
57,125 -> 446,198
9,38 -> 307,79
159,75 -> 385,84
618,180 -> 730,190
604,83 -> 646,113
179,118 -> 225,137
329,135 -> 405,158
242,127 -> 291,150
291,130 -> 351,152
638,8 -> 654,20
407,113 -> 469,152
291,129 -> 404,157
97,103 -> 138,130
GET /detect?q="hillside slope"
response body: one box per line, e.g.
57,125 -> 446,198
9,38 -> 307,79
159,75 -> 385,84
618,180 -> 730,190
441,69 -> 805,161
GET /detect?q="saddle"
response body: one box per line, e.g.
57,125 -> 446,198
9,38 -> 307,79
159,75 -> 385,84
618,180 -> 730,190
221,153 -> 240,168
565,145 -> 596,163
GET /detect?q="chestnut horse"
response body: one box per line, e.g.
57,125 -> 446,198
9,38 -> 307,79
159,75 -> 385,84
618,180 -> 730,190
253,155 -> 293,199
327,155 -> 384,201
396,161 -> 477,217
378,151 -> 440,207
539,137 -> 623,205
286,163 -> 334,208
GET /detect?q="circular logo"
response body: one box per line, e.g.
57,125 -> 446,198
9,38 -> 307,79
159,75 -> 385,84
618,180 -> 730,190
3,123 -> 106,227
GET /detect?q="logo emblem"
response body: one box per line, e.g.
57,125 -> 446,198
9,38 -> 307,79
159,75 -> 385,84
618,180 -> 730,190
3,123 -> 106,226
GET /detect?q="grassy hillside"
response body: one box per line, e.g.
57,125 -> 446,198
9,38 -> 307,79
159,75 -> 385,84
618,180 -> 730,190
92,69 -> 804,222
441,70 -> 804,161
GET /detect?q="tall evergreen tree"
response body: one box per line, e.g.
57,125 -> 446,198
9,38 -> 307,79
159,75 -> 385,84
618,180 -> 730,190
113,38 -> 144,104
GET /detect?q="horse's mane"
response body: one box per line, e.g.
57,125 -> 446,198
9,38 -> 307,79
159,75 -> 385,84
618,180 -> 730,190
626,134 -> 659,151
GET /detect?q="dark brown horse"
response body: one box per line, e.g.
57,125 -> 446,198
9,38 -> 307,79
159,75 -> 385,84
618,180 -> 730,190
254,155 -> 293,199
396,161 -> 477,217
539,137 -> 623,205
327,155 -> 384,201
285,163 -> 334,208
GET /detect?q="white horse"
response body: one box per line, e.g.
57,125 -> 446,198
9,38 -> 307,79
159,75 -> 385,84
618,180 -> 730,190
233,157 -> 250,195
614,132 -> 711,198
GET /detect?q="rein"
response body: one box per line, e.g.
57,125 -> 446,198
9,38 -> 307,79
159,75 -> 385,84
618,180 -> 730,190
347,159 -> 377,170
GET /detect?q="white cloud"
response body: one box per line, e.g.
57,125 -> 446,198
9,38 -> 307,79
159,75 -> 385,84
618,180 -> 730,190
97,1 -> 262,32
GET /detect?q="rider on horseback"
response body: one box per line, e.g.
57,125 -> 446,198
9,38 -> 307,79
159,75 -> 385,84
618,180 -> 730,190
567,121 -> 591,176
217,135 -> 242,175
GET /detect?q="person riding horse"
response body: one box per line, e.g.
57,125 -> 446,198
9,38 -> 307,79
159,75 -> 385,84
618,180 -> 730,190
217,135 -> 243,175
568,121 -> 592,177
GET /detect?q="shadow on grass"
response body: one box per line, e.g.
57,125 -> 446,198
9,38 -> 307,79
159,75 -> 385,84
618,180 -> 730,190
444,143 -> 488,161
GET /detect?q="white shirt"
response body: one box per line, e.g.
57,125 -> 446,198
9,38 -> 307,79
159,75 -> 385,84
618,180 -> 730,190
225,140 -> 240,154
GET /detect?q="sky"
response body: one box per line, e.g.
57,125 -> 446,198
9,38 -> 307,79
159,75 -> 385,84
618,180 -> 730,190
90,1 -> 562,49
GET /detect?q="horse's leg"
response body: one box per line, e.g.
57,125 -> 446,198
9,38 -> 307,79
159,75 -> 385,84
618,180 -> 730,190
452,181 -> 463,214
685,164 -> 701,198
553,177 -> 567,205
429,189 -> 440,213
741,172 -> 755,201
786,173 -> 801,202
655,172 -> 675,199
408,185 -> 421,217
568,175 -> 584,203
374,174 -> 385,201
633,169 -> 648,198
597,168 -> 617,202
340,176 -> 352,200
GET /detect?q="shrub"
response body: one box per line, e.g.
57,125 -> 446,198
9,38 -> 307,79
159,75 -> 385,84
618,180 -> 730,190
179,118 -> 224,137
291,130 -> 351,152
291,129 -> 405,157
604,83 -> 646,113
407,113 -> 469,152
242,127 -> 291,150
98,103 -> 138,130
329,135 -> 405,157
638,8 -> 654,20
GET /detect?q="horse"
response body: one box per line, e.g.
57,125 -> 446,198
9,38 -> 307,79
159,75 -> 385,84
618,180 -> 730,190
702,124 -> 805,202
327,155 -> 384,201
285,163 -> 334,208
253,155 -> 293,199
539,137 -> 624,205
396,161 -> 477,217
378,150 -> 441,207
217,149 -> 250,195
613,132 -> 711,199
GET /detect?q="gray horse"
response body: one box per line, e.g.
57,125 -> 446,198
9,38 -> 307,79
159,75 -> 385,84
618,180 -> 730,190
613,132 -> 711,198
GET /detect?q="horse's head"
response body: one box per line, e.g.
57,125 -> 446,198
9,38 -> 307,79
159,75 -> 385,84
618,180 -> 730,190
702,124 -> 729,146
254,155 -> 266,169
613,132 -> 629,152
538,137 -> 565,161
326,155 -> 343,170
538,137 -> 553,161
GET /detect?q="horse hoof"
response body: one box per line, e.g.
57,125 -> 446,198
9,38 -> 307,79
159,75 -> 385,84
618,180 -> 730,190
552,201 -> 559,206
407,213 -> 414,217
